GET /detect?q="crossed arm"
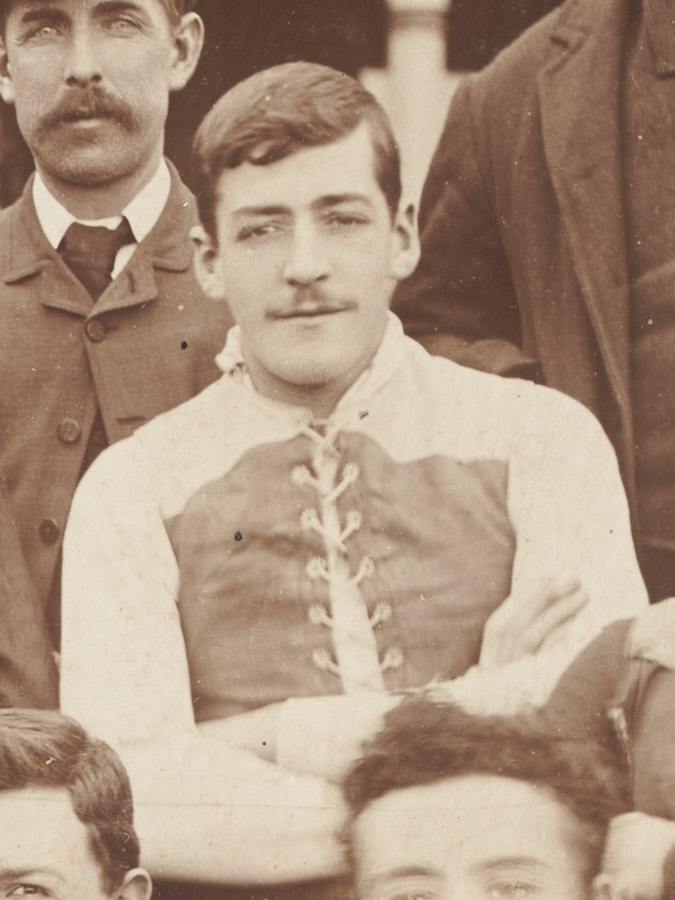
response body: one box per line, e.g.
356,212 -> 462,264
60,401 -> 647,885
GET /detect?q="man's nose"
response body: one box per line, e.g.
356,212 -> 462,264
283,223 -> 330,286
64,28 -> 103,87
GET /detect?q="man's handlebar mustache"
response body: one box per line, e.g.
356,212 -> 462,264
41,87 -> 138,130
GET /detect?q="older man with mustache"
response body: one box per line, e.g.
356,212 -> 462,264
0,0 -> 233,690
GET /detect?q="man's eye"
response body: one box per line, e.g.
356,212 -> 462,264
389,892 -> 435,900
325,214 -> 368,228
8,886 -> 49,897
23,23 -> 64,41
488,881 -> 535,899
377,882 -> 437,900
105,15 -> 142,33
237,223 -> 281,241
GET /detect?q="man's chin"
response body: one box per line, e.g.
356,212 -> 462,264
36,147 -> 140,189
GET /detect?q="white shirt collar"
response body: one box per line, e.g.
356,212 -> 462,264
32,158 -> 171,249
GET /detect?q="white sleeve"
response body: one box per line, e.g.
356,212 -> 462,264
458,382 -> 648,712
61,439 -> 193,745
60,441 -> 347,885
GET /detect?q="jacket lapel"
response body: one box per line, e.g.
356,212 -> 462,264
3,165 -> 197,319
3,177 -> 94,317
538,0 -> 633,419
93,162 -> 196,317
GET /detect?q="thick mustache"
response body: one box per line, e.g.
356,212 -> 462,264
40,88 -> 137,131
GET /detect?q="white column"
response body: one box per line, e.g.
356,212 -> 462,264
361,0 -> 459,205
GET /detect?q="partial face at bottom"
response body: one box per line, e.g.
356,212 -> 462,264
353,775 -> 592,900
0,786 -> 112,899
0,785 -> 152,900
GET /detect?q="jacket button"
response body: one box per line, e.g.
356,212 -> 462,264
58,418 -> 81,444
85,320 -> 106,342
39,518 -> 60,545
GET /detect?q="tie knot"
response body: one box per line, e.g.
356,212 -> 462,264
62,218 -> 134,271
60,218 -> 135,299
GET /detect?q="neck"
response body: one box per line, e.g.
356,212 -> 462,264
249,373 -> 350,420
36,151 -> 163,220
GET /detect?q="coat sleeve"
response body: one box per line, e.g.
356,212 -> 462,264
0,478 -> 57,708
392,74 -> 540,380
60,441 -> 347,886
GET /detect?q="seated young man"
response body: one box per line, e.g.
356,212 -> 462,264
61,62 -> 647,887
344,697 -> 629,900
0,708 -> 152,900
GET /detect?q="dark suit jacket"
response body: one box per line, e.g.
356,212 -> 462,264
394,0 -> 636,508
0,163 -> 233,646
0,477 -> 58,707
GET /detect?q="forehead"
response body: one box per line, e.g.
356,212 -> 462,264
0,786 -> 97,875
3,0 -> 171,22
354,775 -> 582,884
214,122 -> 388,216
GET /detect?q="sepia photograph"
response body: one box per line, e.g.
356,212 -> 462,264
0,1 -> 673,899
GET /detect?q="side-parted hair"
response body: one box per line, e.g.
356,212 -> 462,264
0,709 -> 140,894
344,698 -> 630,885
192,61 -> 402,240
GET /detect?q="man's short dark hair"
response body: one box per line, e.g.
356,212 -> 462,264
192,61 -> 402,240
0,709 -> 140,894
344,698 -> 631,885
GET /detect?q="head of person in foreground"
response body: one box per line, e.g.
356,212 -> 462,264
344,697 -> 629,900
0,708 -> 151,900
191,60 -> 420,418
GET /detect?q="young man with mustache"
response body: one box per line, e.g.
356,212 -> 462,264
0,0 -> 232,678
61,62 -> 646,894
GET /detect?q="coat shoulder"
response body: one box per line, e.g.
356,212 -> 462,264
464,0 -> 585,110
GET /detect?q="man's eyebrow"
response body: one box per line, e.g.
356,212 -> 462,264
232,205 -> 291,218
314,193 -> 375,209
93,0 -> 149,15
16,0 -> 145,19
366,864 -> 438,886
0,866 -> 66,884
14,3 -> 65,22
473,856 -> 547,876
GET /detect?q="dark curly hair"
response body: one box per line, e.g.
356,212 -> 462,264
0,709 -> 140,894
344,697 -> 631,885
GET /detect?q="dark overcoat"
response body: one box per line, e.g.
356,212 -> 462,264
0,476 -> 57,707
394,0 -> 637,508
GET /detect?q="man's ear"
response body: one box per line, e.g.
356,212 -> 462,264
112,868 -> 152,900
167,12 -> 204,92
191,224 -> 226,300
389,202 -> 420,282
592,874 -> 617,900
0,36 -> 16,105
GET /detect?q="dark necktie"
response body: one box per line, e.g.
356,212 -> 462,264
60,218 -> 134,300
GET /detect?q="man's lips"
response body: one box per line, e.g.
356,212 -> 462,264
270,304 -> 351,319
61,114 -> 108,126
